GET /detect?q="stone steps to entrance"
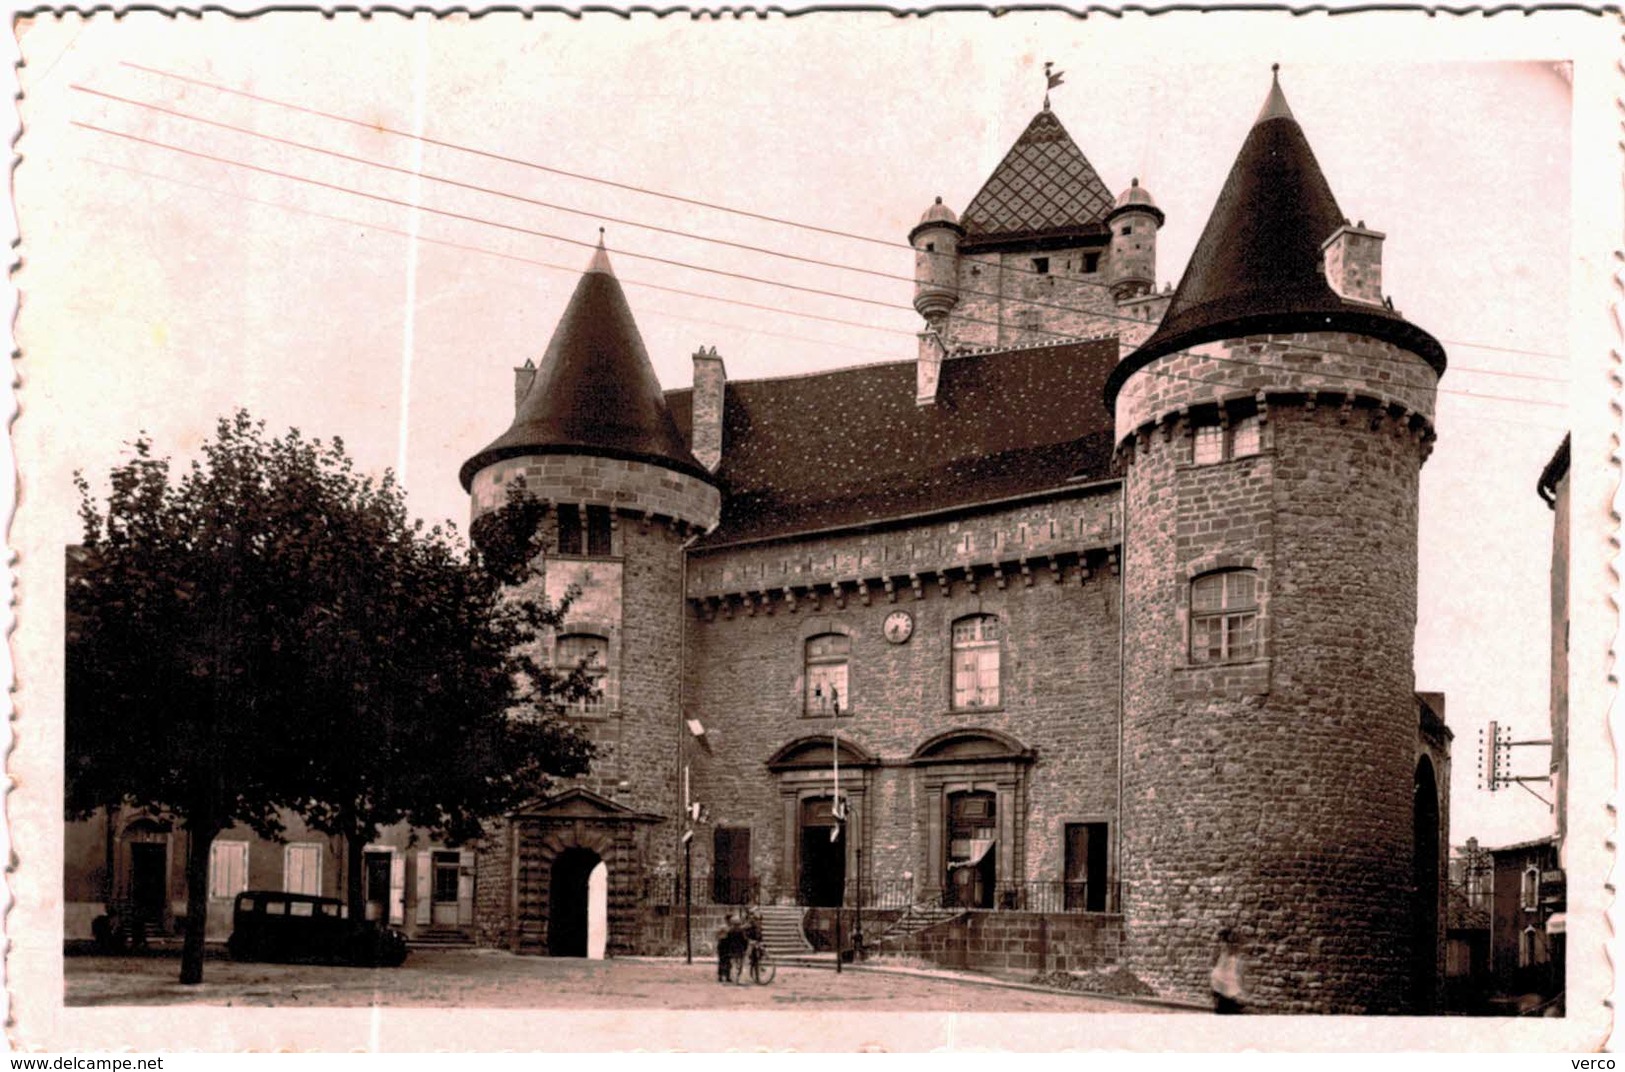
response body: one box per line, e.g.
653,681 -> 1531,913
409,928 -> 476,948
871,905 -> 965,948
755,905 -> 814,958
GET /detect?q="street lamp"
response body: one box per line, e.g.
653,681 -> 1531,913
813,682 -> 846,974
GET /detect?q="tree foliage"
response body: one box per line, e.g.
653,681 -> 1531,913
68,412 -> 594,983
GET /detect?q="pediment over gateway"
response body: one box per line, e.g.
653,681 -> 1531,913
766,735 -> 878,771
510,787 -> 663,822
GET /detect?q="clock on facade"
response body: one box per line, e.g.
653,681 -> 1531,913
883,610 -> 915,644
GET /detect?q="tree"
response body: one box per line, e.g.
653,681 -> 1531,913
68,412 -> 594,983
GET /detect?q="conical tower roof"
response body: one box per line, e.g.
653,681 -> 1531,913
960,107 -> 1115,244
1104,70 -> 1445,408
460,241 -> 712,490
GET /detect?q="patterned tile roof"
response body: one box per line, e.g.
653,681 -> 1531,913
666,337 -> 1121,547
960,109 -> 1115,240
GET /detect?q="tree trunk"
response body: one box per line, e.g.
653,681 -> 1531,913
179,823 -> 215,985
344,825 -> 375,926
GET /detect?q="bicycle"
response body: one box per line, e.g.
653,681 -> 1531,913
729,938 -> 775,985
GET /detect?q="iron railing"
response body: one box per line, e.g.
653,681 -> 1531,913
648,871 -> 762,908
788,878 -> 1119,914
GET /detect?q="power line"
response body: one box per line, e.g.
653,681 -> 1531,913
90,155 -> 1568,431
82,157 -> 916,349
74,119 -> 1567,411
116,59 -> 1571,365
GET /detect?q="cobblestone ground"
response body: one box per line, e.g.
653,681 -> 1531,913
64,949 -> 1181,1012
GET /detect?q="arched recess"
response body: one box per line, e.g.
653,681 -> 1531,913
909,730 -> 1036,908
767,734 -> 879,905
1412,755 -> 1441,1013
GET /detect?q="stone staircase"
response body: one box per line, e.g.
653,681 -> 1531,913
871,904 -> 965,950
409,926 -> 476,948
756,904 -> 815,960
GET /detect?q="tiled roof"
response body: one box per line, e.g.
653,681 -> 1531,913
960,109 -> 1115,241
1106,72 -> 1445,409
667,338 -> 1121,548
461,245 -> 712,489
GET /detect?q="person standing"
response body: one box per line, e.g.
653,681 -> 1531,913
716,914 -> 738,983
1212,927 -> 1247,1014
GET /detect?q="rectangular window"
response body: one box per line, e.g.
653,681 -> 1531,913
432,851 -> 461,904
1190,571 -> 1259,664
283,843 -> 322,896
209,841 -> 249,900
586,505 -> 613,556
1193,416 -> 1263,465
556,634 -> 609,713
1230,416 -> 1262,458
952,616 -> 1001,709
805,633 -> 851,716
1120,225 -> 1132,236
556,504 -> 583,555
1192,426 -> 1225,465
1032,257 -> 1050,275
1082,253 -> 1100,273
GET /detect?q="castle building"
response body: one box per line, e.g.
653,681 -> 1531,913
457,70 -> 1454,1013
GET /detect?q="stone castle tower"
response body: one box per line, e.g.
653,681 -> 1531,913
459,240 -> 721,955
1105,71 -> 1448,1013
909,101 -> 1169,406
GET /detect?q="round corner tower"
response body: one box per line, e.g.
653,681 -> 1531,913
1103,71 -> 1446,1013
460,239 -> 720,955
909,196 -> 964,330
1104,178 -> 1163,301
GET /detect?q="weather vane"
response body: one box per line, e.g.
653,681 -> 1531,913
1043,61 -> 1066,110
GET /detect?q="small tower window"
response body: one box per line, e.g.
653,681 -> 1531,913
556,504 -> 583,555
1191,416 -> 1263,465
1032,257 -> 1050,275
1189,570 -> 1259,665
1120,225 -> 1133,236
1082,253 -> 1100,274
586,505 -> 613,556
925,242 -> 936,253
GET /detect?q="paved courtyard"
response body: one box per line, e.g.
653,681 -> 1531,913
64,948 -> 1182,1012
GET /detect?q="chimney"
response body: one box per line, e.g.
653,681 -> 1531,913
514,358 -> 537,413
1321,219 -> 1386,306
691,346 -> 727,471
916,330 -> 947,406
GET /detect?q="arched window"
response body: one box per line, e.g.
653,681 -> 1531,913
805,633 -> 850,717
952,615 -> 1002,710
555,633 -> 608,714
1519,926 -> 1539,968
1521,865 -> 1540,911
1190,570 -> 1259,664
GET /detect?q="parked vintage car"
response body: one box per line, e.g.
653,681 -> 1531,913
226,891 -> 408,967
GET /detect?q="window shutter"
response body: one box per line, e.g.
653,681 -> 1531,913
390,853 -> 406,924
458,850 -> 476,925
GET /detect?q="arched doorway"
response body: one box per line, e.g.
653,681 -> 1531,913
1412,756 -> 1441,1012
549,848 -> 604,957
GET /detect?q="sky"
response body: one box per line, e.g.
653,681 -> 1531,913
10,12 -> 1604,853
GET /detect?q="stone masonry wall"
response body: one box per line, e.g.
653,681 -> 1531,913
946,249 -> 1132,353
469,453 -> 721,532
1119,386 -> 1431,1012
887,911 -> 1124,976
687,493 -> 1119,603
682,489 -> 1123,908
1114,332 -> 1438,445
